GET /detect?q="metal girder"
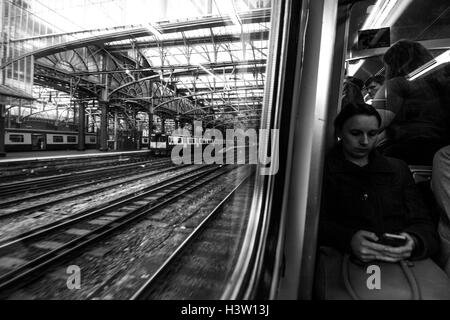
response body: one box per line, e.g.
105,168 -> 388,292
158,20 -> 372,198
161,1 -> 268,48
2,8 -> 270,129
34,63 -> 98,98
108,31 -> 269,51
1,9 -> 270,70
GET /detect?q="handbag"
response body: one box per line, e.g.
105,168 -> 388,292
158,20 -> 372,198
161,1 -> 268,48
315,246 -> 450,300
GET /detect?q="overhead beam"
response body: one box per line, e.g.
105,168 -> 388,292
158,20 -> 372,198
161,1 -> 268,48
1,9 -> 270,70
107,31 -> 269,51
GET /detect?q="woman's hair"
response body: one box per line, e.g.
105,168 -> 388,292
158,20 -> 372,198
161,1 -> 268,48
334,102 -> 382,132
383,40 -> 433,79
342,76 -> 365,105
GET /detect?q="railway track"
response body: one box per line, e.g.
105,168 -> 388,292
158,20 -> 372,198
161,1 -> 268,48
0,160 -> 179,211
0,164 -> 206,224
130,168 -> 255,300
0,152 -> 154,183
0,158 -> 170,197
0,164 -> 236,297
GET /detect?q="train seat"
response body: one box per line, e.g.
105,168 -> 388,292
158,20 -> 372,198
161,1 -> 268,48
408,165 -> 439,224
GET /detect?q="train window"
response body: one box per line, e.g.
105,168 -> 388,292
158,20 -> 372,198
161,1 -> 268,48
52,136 -> 63,143
9,134 -> 24,143
0,0 -> 288,302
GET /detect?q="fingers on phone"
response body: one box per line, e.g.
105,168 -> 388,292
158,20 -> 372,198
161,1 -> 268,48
361,231 -> 378,241
363,240 -> 387,251
375,255 -> 400,263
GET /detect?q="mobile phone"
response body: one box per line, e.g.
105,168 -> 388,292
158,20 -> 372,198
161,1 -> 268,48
377,233 -> 407,247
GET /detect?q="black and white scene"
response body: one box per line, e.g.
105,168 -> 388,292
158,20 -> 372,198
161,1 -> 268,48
0,0 -> 449,303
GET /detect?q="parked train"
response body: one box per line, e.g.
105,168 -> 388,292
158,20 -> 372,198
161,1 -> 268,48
147,132 -> 226,156
4,128 -> 98,152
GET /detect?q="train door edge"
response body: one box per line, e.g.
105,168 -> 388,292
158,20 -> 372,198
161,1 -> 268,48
31,133 -> 46,151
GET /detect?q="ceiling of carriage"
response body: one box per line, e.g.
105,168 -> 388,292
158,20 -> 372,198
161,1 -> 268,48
346,0 -> 450,81
7,0 -> 271,129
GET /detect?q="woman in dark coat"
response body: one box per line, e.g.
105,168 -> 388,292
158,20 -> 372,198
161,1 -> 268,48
319,102 -> 439,262
373,40 -> 450,165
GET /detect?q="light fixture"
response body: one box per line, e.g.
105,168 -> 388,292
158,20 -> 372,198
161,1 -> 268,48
348,0 -> 413,77
362,0 -> 412,30
407,50 -> 450,81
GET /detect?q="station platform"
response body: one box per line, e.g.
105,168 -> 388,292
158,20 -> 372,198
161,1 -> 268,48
0,149 -> 152,163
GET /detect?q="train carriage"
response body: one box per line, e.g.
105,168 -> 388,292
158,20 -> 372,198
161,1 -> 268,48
149,133 -> 170,155
4,128 -> 98,151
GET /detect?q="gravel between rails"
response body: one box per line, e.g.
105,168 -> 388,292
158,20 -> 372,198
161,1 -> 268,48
0,165 -> 199,243
4,165 -> 252,300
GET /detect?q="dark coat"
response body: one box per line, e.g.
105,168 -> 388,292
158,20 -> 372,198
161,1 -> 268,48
374,77 -> 450,165
318,145 -> 439,260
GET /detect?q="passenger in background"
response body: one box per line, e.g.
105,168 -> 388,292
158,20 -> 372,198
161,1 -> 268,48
363,75 -> 385,104
319,102 -> 439,262
372,40 -> 450,165
342,76 -> 365,106
432,146 -> 450,276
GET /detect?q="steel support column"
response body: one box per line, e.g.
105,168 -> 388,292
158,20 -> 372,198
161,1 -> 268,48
148,105 -> 153,150
99,100 -> 109,151
175,114 -> 180,129
114,111 -> 118,151
78,102 -> 86,151
0,104 -> 5,157
161,116 -> 165,134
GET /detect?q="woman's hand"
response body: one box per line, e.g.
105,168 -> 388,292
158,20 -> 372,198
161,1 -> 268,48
351,230 -> 390,262
380,232 -> 415,262
351,231 -> 416,263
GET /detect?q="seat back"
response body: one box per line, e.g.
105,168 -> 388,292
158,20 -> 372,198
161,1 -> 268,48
409,166 -> 440,226
409,165 -> 432,184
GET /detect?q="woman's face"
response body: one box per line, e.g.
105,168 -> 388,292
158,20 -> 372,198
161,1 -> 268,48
338,115 -> 380,163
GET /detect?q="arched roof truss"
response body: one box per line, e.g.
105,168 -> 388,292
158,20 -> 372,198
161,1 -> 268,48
1,9 -> 270,128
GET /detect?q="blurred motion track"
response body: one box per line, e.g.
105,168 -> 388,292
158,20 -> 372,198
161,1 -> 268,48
0,164 -> 236,297
0,160 -> 179,216
131,169 -> 255,300
0,158 -> 170,197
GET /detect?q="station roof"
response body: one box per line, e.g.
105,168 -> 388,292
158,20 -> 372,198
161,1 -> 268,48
3,1 -> 271,129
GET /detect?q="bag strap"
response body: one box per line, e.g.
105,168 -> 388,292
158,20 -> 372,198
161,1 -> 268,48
342,253 -> 422,300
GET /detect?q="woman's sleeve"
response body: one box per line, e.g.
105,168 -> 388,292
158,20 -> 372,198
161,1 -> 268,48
318,173 -> 358,253
373,79 -> 405,129
399,161 -> 440,259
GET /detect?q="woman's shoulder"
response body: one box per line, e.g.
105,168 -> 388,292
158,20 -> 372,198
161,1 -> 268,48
378,153 -> 411,174
383,155 -> 409,167
385,77 -> 410,91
